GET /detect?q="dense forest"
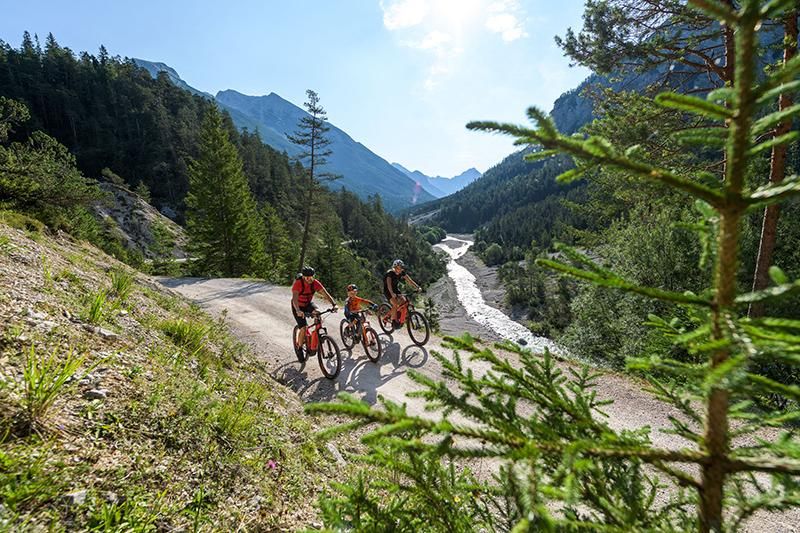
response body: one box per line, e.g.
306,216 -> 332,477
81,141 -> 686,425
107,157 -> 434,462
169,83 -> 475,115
0,32 -> 445,297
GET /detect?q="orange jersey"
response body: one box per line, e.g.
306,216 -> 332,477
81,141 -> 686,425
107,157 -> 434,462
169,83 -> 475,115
346,295 -> 375,313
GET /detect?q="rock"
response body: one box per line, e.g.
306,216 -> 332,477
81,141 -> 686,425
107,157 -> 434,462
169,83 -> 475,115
26,307 -> 47,320
517,338 -> 528,346
78,374 -> 96,387
36,320 -> 58,332
63,490 -> 87,506
82,324 -> 120,341
326,442 -> 347,467
84,389 -> 108,400
118,309 -> 128,316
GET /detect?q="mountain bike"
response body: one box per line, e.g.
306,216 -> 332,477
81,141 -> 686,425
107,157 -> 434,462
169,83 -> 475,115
292,308 -> 341,379
377,293 -> 430,347
340,310 -> 382,362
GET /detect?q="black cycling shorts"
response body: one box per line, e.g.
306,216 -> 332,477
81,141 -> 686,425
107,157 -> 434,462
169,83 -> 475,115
292,302 -> 318,327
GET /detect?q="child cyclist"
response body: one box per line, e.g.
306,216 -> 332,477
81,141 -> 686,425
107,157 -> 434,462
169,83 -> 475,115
344,284 -> 378,341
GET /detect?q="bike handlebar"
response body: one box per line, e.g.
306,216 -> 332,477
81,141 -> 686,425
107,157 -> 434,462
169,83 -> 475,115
304,307 -> 337,318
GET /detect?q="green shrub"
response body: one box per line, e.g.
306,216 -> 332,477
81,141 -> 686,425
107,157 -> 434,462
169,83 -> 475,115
482,243 -> 504,266
0,210 -> 44,234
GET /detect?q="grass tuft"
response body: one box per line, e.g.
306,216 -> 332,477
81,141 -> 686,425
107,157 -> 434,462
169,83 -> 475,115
109,269 -> 134,303
20,345 -> 88,435
159,319 -> 210,358
84,290 -> 107,325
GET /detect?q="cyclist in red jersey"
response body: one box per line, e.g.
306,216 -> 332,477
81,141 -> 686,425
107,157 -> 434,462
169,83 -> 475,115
292,266 -> 337,354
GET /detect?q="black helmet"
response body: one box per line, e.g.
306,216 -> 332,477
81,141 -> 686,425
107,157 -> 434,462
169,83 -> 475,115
346,284 -> 358,291
301,265 -> 315,276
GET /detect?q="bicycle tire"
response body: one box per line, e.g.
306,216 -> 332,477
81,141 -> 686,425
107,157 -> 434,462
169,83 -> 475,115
406,311 -> 430,347
318,335 -> 341,379
340,318 -> 356,350
377,303 -> 394,334
292,325 -> 306,362
363,327 -> 382,362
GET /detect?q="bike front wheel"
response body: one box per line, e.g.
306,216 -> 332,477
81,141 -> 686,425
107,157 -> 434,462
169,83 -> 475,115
340,319 -> 356,349
363,327 -> 382,363
377,303 -> 393,334
318,335 -> 341,379
406,311 -> 430,347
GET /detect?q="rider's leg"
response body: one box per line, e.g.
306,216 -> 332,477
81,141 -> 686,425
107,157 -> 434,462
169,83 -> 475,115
390,295 -> 400,321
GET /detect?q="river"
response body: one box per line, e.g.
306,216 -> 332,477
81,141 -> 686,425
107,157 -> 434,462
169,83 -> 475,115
434,235 -> 562,355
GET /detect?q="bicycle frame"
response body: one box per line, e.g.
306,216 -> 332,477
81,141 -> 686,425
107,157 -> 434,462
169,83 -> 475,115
351,311 -> 374,338
302,309 -> 333,352
384,295 -> 413,325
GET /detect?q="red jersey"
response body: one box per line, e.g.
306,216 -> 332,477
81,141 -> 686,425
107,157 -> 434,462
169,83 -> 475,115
292,278 -> 324,307
346,295 -> 375,313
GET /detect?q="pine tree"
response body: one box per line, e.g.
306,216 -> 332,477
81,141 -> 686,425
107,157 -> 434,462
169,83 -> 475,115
185,107 -> 265,277
309,2 -> 800,531
260,202 -> 292,281
749,8 -> 799,317
288,90 -> 339,272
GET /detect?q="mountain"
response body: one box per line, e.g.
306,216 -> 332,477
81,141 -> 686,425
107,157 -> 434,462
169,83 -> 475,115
133,59 -> 213,99
215,90 -> 434,212
392,163 -> 447,198
133,60 -> 434,212
433,167 -> 482,196
392,163 -> 481,198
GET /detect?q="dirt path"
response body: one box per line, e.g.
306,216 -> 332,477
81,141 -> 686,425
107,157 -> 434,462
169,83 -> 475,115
159,277 -> 797,532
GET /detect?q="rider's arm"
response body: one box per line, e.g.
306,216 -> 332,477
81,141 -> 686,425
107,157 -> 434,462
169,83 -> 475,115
406,275 -> 421,291
291,290 -> 302,316
322,287 -> 337,309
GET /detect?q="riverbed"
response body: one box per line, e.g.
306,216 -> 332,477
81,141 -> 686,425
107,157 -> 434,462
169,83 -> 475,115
432,235 -> 561,354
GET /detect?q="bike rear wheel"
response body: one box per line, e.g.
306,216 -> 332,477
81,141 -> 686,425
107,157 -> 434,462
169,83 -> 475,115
377,303 -> 393,334
292,325 -> 306,362
318,335 -> 341,379
407,311 -> 430,347
340,319 -> 356,349
363,327 -> 382,362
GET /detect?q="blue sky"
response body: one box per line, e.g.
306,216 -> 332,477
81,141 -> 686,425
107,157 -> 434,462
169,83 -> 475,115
0,0 -> 590,177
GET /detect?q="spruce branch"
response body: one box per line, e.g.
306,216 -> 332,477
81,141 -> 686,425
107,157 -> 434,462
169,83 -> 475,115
468,111 -> 726,206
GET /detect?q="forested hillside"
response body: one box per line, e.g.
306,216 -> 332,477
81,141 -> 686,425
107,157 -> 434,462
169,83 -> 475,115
0,32 -> 444,296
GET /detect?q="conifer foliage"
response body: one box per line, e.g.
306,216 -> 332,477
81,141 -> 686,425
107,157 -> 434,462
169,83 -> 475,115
309,1 -> 800,531
289,89 -> 338,272
186,107 -> 265,277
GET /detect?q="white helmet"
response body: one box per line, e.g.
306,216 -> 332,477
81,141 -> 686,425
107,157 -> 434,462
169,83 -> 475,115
392,259 -> 405,268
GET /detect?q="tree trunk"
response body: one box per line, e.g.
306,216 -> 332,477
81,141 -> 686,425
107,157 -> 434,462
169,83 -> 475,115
699,7 -> 757,530
297,170 -> 314,272
749,10 -> 798,318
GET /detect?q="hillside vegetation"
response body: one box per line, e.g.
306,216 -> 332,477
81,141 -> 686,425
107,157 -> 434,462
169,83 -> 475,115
0,221 -> 351,530
0,33 -> 445,296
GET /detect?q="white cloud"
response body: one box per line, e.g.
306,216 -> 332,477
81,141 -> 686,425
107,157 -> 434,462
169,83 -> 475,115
486,13 -> 527,41
381,0 -> 429,30
381,0 -> 528,90
485,0 -> 527,41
